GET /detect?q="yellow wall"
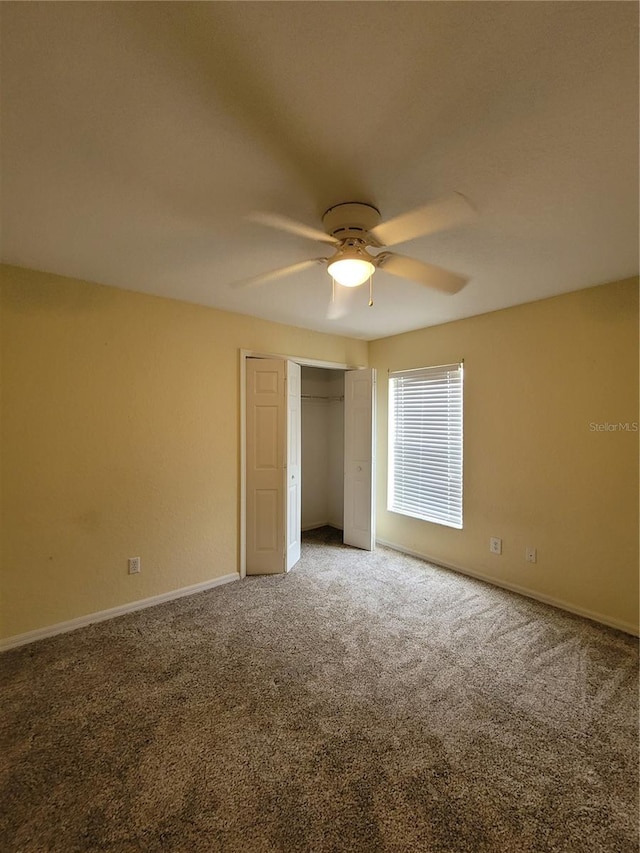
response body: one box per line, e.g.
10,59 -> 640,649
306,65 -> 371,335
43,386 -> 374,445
0,265 -> 367,639
370,277 -> 639,634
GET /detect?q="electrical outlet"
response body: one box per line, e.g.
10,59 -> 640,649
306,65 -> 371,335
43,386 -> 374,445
128,557 -> 141,574
489,537 -> 502,555
525,547 -> 537,564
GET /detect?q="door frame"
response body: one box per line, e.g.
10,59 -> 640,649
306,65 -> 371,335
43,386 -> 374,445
240,349 -> 363,579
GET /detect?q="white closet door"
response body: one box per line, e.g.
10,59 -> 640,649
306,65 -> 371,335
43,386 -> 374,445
246,358 -> 286,574
286,360 -> 301,571
344,368 -> 376,550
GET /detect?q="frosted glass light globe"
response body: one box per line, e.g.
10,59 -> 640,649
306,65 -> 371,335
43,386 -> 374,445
327,257 -> 375,287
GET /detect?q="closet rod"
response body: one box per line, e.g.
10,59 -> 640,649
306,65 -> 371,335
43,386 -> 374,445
301,394 -> 344,401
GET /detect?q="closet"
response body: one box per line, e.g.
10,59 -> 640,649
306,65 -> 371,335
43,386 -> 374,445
301,366 -> 345,532
243,355 -> 374,575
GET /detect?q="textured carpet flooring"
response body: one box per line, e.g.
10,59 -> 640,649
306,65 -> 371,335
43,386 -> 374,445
1,527 -> 638,852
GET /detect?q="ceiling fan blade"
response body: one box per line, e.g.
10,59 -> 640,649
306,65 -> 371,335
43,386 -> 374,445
326,301 -> 348,321
371,192 -> 476,248
326,285 -> 352,320
376,252 -> 468,294
248,212 -> 338,245
230,258 -> 326,289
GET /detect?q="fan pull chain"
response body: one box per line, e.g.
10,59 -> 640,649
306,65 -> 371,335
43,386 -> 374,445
368,274 -> 374,307
331,276 -> 336,303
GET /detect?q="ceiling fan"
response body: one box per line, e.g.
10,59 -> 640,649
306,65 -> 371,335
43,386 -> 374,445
231,192 -> 476,312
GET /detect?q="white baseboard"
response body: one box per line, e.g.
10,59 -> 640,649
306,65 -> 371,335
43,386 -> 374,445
376,539 -> 639,637
0,573 -> 240,652
302,522 -> 343,532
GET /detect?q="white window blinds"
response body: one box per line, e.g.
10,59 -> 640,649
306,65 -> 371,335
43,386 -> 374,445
388,362 -> 463,529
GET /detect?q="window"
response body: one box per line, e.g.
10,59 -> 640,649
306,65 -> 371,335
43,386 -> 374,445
388,362 -> 463,529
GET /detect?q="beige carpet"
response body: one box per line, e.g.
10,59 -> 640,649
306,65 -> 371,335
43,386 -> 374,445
1,527 -> 638,852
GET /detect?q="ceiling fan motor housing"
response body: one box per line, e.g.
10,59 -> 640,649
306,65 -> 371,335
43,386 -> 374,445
322,202 -> 381,244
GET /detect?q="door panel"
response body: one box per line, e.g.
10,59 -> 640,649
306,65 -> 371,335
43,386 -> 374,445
344,368 -> 376,550
286,360 -> 301,571
255,407 -> 279,467
255,490 -> 279,551
246,358 -> 286,574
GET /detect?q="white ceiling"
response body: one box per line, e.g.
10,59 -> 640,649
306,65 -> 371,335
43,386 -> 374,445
1,2 -> 638,340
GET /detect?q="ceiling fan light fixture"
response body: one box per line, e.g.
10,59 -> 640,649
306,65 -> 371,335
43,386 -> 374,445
328,258 -> 374,287
327,244 -> 375,287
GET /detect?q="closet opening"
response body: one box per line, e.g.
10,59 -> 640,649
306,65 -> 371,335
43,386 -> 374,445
300,366 -> 345,535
